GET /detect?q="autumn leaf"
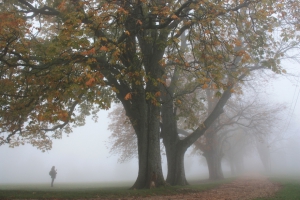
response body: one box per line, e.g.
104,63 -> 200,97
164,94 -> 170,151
85,78 -> 95,87
154,91 -> 161,97
211,83 -> 218,90
58,111 -> 69,122
57,1 -> 66,11
100,46 -> 108,51
202,83 -> 209,89
124,93 -> 132,100
125,30 -> 130,36
37,114 -> 44,121
81,48 -> 95,55
171,14 -> 179,20
235,39 -> 242,46
111,87 -> 119,93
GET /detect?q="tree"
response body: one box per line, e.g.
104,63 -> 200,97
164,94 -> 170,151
192,94 -> 286,179
107,103 -> 138,163
0,0 -> 299,188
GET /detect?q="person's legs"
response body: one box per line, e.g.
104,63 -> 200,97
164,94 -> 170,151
51,178 -> 54,187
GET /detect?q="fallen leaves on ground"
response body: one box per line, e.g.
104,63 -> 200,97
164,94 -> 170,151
84,174 -> 281,200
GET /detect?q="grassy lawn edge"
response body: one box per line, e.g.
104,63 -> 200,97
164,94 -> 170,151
0,178 -> 234,199
255,178 -> 300,200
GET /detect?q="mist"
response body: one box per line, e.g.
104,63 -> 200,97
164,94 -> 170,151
1,68 -> 299,185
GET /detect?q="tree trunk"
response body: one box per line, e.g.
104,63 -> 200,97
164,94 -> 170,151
229,155 -> 236,176
120,29 -> 167,189
203,148 -> 224,180
118,75 -> 165,189
161,97 -> 189,186
256,139 -> 271,173
128,99 -> 164,189
228,153 -> 244,176
165,142 -> 189,185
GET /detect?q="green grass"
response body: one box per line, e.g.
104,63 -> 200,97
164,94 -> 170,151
255,178 -> 300,200
0,179 -> 232,199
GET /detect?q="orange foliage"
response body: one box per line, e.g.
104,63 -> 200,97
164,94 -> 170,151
58,111 -> 69,122
85,78 -> 95,87
202,83 -> 209,89
125,30 -> 130,36
124,93 -> 132,100
100,46 -> 108,51
171,15 -> 179,20
154,91 -> 161,97
81,48 -> 95,55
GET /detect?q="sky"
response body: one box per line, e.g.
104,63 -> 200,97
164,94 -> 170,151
0,65 -> 299,185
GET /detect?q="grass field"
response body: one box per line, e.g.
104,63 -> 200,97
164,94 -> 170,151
0,179 -> 232,199
1,178 -> 299,199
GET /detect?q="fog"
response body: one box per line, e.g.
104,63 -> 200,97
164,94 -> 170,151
0,114 -> 211,184
1,69 -> 299,185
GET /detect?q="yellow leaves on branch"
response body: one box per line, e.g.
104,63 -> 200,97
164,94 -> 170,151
58,111 -> 69,122
234,49 -> 251,63
0,12 -> 27,40
37,110 -> 68,122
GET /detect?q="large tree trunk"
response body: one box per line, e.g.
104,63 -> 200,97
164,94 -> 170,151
165,142 -> 189,185
122,30 -> 171,188
203,148 -> 224,180
161,90 -> 189,186
256,139 -> 271,173
228,153 -> 244,176
161,85 -> 234,185
122,28 -> 167,189
126,97 -> 164,189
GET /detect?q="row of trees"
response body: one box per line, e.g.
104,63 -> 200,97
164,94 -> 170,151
108,79 -> 285,180
0,0 -> 299,188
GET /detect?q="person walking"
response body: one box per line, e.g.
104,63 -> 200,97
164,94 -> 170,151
49,166 -> 57,187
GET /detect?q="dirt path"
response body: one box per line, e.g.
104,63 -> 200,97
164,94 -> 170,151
108,174 -> 281,200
